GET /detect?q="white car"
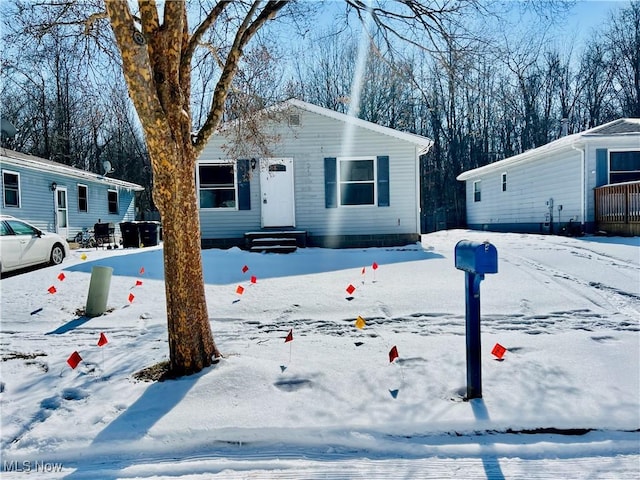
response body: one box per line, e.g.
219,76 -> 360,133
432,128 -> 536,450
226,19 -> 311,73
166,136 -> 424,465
0,215 -> 70,274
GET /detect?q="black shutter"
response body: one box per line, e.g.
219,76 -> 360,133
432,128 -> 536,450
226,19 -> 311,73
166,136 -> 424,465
377,155 -> 390,207
237,159 -> 251,210
324,157 -> 337,208
595,149 -> 608,187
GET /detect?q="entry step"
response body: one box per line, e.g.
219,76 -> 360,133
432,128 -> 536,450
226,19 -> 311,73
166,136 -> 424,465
244,230 -> 307,253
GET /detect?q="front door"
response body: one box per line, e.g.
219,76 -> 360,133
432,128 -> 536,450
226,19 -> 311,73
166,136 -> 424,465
55,187 -> 69,240
260,158 -> 295,227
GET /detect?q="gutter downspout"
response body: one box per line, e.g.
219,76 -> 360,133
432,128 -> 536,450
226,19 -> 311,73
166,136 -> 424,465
571,143 -> 586,233
417,142 -> 434,239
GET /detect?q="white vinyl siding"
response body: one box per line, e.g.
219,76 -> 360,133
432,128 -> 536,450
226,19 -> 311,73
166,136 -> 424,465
465,149 -> 582,226
198,106 -> 421,239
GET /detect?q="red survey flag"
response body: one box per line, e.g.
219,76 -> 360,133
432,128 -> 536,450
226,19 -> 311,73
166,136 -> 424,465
361,267 -> 366,275
57,272 -> 66,281
389,345 -> 399,363
48,285 -> 57,294
242,265 -> 249,273
97,333 -> 108,347
139,267 -> 145,275
67,351 -> 82,369
128,292 -> 135,303
492,343 -> 507,359
250,276 -> 257,284
372,262 -> 379,270
135,280 -> 143,287
346,284 -> 356,295
285,329 -> 293,343
236,285 -> 245,295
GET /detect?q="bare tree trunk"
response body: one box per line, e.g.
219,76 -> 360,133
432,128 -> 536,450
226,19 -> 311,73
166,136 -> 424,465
153,143 -> 220,375
105,1 -> 219,376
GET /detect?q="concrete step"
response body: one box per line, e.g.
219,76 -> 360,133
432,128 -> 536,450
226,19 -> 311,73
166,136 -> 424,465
244,230 -> 307,253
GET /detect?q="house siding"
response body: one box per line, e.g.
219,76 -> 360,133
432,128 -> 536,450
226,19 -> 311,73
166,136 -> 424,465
465,148 -> 583,233
198,106 -> 422,247
460,124 -> 640,235
1,153 -> 140,240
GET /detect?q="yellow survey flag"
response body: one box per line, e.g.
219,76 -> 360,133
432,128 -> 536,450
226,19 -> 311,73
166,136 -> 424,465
355,316 -> 366,329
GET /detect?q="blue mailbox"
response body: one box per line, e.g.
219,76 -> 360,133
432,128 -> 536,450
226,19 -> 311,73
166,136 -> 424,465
455,240 -> 498,274
455,240 -> 499,400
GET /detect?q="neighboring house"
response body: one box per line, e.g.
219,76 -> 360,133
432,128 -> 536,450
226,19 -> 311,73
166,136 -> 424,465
1,148 -> 144,241
457,118 -> 640,236
197,99 -> 433,249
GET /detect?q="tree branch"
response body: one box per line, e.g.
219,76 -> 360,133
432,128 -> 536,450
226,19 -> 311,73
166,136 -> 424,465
84,11 -> 109,35
182,1 -> 231,73
193,1 -> 288,154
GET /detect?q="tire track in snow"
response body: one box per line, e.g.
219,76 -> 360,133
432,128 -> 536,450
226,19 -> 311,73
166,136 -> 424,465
23,429 -> 639,479
500,249 -> 639,324
226,308 -> 637,345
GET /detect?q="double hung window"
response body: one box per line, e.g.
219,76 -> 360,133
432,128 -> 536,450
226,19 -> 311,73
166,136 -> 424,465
198,162 -> 237,209
2,171 -> 20,207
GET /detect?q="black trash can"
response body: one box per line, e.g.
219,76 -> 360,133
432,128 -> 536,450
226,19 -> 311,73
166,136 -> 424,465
120,222 -> 140,248
139,221 -> 161,247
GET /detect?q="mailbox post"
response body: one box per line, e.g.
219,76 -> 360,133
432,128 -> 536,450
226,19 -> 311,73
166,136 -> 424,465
454,240 -> 498,399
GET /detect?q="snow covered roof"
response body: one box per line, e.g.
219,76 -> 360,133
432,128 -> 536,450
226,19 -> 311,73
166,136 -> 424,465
0,148 -> 144,191
585,117 -> 640,135
457,118 -> 640,181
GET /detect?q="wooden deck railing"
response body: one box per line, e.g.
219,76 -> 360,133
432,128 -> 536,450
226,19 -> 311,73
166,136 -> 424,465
594,181 -> 640,236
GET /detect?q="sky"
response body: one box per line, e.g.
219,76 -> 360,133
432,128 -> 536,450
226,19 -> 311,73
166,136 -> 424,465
564,0 -> 626,42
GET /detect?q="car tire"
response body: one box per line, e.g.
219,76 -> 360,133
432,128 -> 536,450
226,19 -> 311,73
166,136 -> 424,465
50,244 -> 65,265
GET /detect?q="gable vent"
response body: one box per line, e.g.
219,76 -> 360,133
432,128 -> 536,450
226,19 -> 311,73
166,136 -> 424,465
288,114 -> 301,126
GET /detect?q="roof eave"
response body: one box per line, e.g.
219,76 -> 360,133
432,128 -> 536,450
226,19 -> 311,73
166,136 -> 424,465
1,150 -> 144,191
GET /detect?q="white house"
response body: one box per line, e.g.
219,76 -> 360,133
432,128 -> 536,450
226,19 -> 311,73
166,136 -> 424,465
457,118 -> 640,235
197,99 -> 433,249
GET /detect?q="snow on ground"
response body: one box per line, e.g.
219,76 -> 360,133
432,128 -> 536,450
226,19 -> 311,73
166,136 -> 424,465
0,230 -> 638,479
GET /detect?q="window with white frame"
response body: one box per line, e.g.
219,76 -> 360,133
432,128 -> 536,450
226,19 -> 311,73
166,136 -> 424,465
2,170 -> 20,207
198,162 -> 237,209
609,151 -> 640,184
473,180 -> 481,202
501,172 -> 507,192
107,189 -> 118,214
338,158 -> 375,206
78,184 -> 88,212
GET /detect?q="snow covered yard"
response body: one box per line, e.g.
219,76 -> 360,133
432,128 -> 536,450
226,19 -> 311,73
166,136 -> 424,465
1,230 -> 638,479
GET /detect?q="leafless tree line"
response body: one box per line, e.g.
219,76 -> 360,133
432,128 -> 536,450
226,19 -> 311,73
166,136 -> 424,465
1,1 -> 638,229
